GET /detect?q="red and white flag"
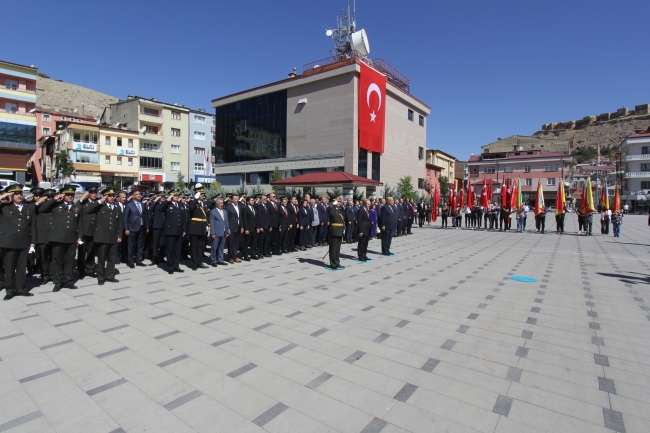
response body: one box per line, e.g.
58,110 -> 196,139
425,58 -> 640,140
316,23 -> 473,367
480,177 -> 488,208
358,62 -> 387,154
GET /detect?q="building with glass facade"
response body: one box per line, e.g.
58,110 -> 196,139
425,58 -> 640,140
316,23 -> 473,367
211,57 -> 429,198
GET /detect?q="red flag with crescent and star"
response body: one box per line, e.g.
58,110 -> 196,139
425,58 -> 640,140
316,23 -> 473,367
358,62 -> 387,154
480,177 -> 488,208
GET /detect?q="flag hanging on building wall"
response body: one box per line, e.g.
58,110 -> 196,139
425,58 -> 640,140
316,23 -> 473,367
358,62 -> 387,154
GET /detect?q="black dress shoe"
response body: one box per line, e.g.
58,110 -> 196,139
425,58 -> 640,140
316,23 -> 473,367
198,264 -> 209,269
264,254 -> 272,257
16,291 -> 34,297
167,269 -> 174,274
98,281 -> 105,285
136,263 -> 147,267
53,285 -> 62,292
127,264 -> 135,269
4,293 -> 15,301
251,256 -> 259,260
78,275 -> 85,280
173,267 -> 185,273
67,285 -> 78,290
191,267 -> 197,271
106,279 -> 119,283
243,257 -> 251,262
217,261 -> 229,266
210,263 -> 217,267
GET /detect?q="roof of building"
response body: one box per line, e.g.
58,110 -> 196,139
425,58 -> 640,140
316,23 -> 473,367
0,60 -> 38,70
427,149 -> 457,161
36,106 -> 96,121
468,150 -> 572,163
271,171 -> 382,186
111,96 -> 190,111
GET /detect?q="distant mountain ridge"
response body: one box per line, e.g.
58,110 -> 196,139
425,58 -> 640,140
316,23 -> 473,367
36,76 -> 120,119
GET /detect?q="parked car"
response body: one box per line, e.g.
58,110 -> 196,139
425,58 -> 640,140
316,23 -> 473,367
546,206 -> 555,213
0,179 -> 18,190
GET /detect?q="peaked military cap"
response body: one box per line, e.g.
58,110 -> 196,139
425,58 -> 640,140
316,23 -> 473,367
30,187 -> 45,196
101,187 -> 116,196
155,190 -> 166,197
193,183 -> 205,193
86,186 -> 99,194
168,189 -> 180,196
4,184 -> 23,193
43,188 -> 56,198
59,184 -> 77,194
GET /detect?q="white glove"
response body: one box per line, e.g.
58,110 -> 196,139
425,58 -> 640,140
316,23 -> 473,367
28,246 -> 35,254
194,192 -> 200,199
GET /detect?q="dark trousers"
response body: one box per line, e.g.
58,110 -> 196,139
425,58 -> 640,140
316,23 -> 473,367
300,227 -> 310,247
346,224 -> 354,243
152,229 -> 165,262
358,234 -> 370,259
82,235 -> 96,276
96,243 -> 118,282
381,228 -> 393,254
601,218 -> 610,235
310,226 -> 318,245
36,243 -> 52,279
328,236 -> 342,268
243,231 -> 257,258
476,214 -> 481,228
165,235 -> 182,269
319,224 -> 328,244
536,215 -> 546,233
407,218 -> 413,233
227,230 -> 241,259
280,228 -> 290,251
555,213 -> 565,233
271,227 -> 281,252
441,215 -> 448,227
1,248 -> 27,295
285,227 -> 295,250
117,231 -> 128,263
257,229 -> 269,256
190,234 -> 206,266
127,228 -> 146,265
500,215 -> 508,230
419,214 -> 424,227
51,242 -> 76,287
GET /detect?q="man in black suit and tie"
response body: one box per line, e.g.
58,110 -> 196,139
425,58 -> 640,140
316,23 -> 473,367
123,191 -> 149,268
356,199 -> 372,262
225,194 -> 243,263
417,199 -> 426,227
379,196 -> 397,256
345,199 -> 356,244
256,195 -> 271,257
241,195 -> 259,260
266,193 -> 281,255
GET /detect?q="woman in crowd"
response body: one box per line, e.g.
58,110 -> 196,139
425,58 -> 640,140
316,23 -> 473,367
370,203 -> 378,239
612,210 -> 623,237
441,201 -> 449,228
298,200 -> 311,250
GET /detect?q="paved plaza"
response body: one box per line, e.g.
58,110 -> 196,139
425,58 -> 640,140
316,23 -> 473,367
1,214 -> 649,433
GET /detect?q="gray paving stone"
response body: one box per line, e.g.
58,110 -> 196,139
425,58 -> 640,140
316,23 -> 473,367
103,324 -> 128,333
306,372 -> 333,389
592,336 -> 605,346
393,383 -> 418,402
0,411 -> 42,432
395,320 -> 410,328
515,347 -> 529,358
603,408 -> 626,432
96,347 -> 128,359
253,323 -> 273,331
87,378 -> 127,396
19,368 -> 60,383
441,339 -> 456,350
344,350 -> 365,363
457,325 -> 470,333
526,317 -> 537,325
252,402 -> 288,427
311,328 -> 329,337
163,390 -> 202,411
54,319 -> 82,327
200,318 -> 220,325
286,311 -> 303,318
420,358 -> 440,372
598,377 -> 617,394
275,343 -> 298,355
360,417 -> 388,433
227,363 -> 257,378
212,337 -> 235,347
158,354 -> 189,367
492,394 -> 514,417
373,333 -> 390,344
506,367 -> 523,382
521,330 -> 533,339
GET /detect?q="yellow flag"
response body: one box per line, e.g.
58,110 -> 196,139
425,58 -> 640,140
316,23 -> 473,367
585,177 -> 595,212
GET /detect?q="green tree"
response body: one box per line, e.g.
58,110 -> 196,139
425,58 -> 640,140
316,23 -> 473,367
175,172 -> 186,191
326,187 -> 343,202
439,176 -> 450,200
397,176 -> 416,200
352,187 -> 365,202
271,166 -> 283,193
209,180 -> 221,191
55,150 -> 74,179
249,179 -> 265,196
286,187 -> 303,202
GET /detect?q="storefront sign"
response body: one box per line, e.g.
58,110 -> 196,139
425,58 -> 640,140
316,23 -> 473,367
141,174 -> 163,182
73,142 -> 97,151
117,148 -> 137,156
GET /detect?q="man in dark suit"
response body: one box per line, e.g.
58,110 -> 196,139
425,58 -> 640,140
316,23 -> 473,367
417,199 -> 426,227
266,193 -> 281,254
345,199 -> 356,244
149,191 -> 166,264
209,197 -> 230,266
406,199 -> 415,234
77,186 -> 100,278
84,188 -> 122,285
157,190 -> 186,274
115,191 -> 128,264
0,184 -> 37,300
327,200 -> 345,270
278,196 -> 291,253
379,197 -> 397,256
123,191 -> 149,268
241,195 -> 259,260
396,199 -> 405,236
225,194 -> 243,263
317,197 -> 329,246
356,200 -> 372,262
256,195 -> 271,257
187,185 -> 209,270
286,196 -> 298,252
39,185 -> 83,292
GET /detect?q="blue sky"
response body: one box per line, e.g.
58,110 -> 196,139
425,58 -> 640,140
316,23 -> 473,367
3,0 -> 648,160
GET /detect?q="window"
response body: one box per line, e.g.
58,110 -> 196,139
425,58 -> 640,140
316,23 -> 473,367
547,178 -> 556,186
418,147 -> 424,160
171,111 -> 181,120
418,178 -> 425,189
642,147 -> 649,155
105,156 -> 111,164
128,158 -> 133,166
117,137 -> 122,147
193,115 -> 206,125
5,103 -> 17,114
42,127 -> 50,135
525,178 -> 532,186
503,166 -> 513,173
5,79 -> 17,90
140,157 -> 162,169
171,128 -> 181,137
42,114 -> 50,122
194,147 -> 205,155
104,136 -> 111,145
143,107 -> 159,116
128,139 -> 133,148
171,145 -> 181,154
144,125 -> 158,134
544,164 -> 558,171
68,150 -> 99,164
641,164 -> 650,171
193,131 -> 206,140
194,163 -> 205,173
408,109 -> 414,121
358,148 -> 368,178
524,165 -> 531,173
171,162 -> 180,171
483,167 -> 496,174
117,157 -> 122,165
372,152 -> 380,182
0,121 -> 36,145
140,142 -> 160,152
419,115 -> 424,127
641,181 -> 650,189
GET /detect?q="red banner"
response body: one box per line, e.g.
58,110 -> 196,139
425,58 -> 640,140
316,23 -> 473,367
358,62 -> 387,154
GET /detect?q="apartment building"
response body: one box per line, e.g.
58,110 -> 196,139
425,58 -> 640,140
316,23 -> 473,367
0,60 -> 37,183
102,96 -> 190,191
54,122 -> 101,186
425,149 -> 458,188
619,128 -> 650,204
99,125 -> 140,190
188,108 -> 214,183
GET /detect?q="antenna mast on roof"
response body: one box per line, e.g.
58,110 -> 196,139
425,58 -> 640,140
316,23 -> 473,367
325,0 -> 370,59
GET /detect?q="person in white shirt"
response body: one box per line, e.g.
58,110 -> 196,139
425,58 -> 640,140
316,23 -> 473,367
601,207 -> 612,235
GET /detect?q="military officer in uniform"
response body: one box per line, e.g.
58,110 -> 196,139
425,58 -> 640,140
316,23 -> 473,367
77,186 -> 100,278
149,191 -> 166,264
84,188 -> 123,285
0,184 -> 37,300
156,189 -> 187,274
39,185 -> 82,292
327,200 -> 345,270
187,184 -> 209,270
34,188 -> 55,284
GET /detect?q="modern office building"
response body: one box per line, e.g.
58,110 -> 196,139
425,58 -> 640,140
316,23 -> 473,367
0,60 -> 38,183
211,56 -> 430,198
188,108 -> 214,183
102,96 -> 190,191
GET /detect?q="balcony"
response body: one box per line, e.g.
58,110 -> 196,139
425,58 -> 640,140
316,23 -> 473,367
0,108 -> 36,119
140,128 -> 163,136
139,143 -> 163,153
624,171 -> 650,178
139,110 -> 163,124
625,154 -> 650,161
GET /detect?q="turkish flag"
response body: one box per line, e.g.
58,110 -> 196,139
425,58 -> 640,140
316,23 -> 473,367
359,62 -> 387,154
433,186 -> 439,222
480,177 -> 488,208
467,183 -> 474,208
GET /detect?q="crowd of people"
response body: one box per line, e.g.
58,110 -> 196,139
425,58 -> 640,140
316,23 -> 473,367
0,183 -> 428,300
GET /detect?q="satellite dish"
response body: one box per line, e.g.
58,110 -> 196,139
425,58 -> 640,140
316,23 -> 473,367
351,29 -> 370,56
73,108 -> 78,113
140,126 -> 147,133
115,122 -> 121,127
96,120 -> 100,125
28,108 -> 36,113
325,29 -> 333,37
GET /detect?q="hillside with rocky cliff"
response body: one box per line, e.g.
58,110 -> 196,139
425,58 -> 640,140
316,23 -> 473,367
36,76 -> 120,119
